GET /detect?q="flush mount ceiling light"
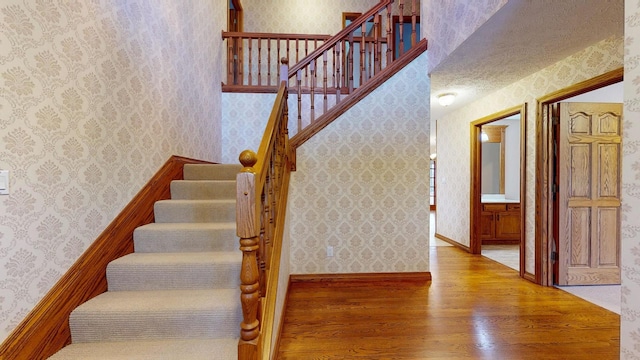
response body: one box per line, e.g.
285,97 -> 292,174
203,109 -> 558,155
437,93 -> 456,107
481,131 -> 489,142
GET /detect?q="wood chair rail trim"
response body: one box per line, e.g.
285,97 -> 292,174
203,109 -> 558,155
0,156 -> 213,360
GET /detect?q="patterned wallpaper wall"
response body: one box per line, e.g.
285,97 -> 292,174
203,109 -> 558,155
436,36 -> 623,275
242,0 -> 415,35
0,0 -> 226,342
288,53 -> 430,274
622,1 -> 640,357
423,0 -> 507,73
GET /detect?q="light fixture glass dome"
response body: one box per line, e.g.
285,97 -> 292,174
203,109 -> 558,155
437,93 -> 456,107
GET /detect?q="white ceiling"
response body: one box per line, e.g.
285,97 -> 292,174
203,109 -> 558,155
429,0 -> 624,146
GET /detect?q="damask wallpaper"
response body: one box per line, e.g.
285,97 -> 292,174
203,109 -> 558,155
0,0 -> 226,342
436,36 -> 624,275
287,53 -> 430,274
423,0 -> 507,73
622,1 -> 640,357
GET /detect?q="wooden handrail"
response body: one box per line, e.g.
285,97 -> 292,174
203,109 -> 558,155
223,31 -> 331,41
236,60 -> 292,360
282,0 -> 425,141
287,0 -> 393,76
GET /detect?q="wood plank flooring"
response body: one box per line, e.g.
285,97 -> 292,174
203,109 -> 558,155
276,246 -> 619,359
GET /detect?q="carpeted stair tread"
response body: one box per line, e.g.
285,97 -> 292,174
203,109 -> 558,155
48,338 -> 238,359
154,199 -> 235,223
183,164 -> 242,181
69,289 -> 240,343
107,252 -> 241,291
170,180 -> 236,200
134,222 -> 237,253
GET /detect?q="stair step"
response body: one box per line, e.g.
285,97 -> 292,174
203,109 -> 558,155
183,164 -> 242,181
170,180 -> 236,200
134,222 -> 237,253
69,289 -> 240,343
154,200 -> 235,223
107,252 -> 241,291
48,338 -> 238,359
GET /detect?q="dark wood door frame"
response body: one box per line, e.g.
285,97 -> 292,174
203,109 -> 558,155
470,104 -> 527,279
534,68 -> 623,286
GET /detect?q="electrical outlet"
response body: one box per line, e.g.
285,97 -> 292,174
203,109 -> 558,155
326,246 -> 334,257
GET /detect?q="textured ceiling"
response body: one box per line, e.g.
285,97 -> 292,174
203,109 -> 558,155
429,0 -> 624,126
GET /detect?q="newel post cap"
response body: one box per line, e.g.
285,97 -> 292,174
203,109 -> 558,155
239,149 -> 257,172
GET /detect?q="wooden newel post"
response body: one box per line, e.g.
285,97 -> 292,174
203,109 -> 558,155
237,149 -> 260,359
280,57 -> 289,86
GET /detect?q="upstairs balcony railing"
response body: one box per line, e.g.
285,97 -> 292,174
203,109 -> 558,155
223,0 -> 423,146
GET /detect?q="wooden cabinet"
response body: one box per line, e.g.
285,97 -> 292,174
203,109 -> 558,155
481,203 -> 520,244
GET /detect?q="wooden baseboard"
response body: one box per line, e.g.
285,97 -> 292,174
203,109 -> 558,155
482,239 -> 520,245
435,233 -> 471,252
290,272 -> 431,283
0,156 -> 213,360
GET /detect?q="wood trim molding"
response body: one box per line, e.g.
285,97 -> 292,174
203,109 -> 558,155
290,39 -> 427,149
534,67 -> 623,286
470,105 -> 523,255
435,233 -> 471,253
0,156 -> 213,360
290,272 -> 432,283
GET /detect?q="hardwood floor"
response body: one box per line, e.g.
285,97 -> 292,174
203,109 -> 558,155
276,246 -> 619,359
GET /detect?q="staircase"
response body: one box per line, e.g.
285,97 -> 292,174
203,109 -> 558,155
49,164 -> 242,360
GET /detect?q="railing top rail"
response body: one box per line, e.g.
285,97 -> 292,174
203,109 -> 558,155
251,81 -> 287,179
287,0 -> 394,77
222,31 -> 332,41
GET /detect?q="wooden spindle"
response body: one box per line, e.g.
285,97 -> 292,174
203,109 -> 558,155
374,15 -> 380,75
267,38 -> 272,86
257,37 -> 262,86
336,41 -> 341,103
386,3 -> 393,64
323,50 -> 328,114
259,192 -> 267,296
236,150 -> 260,350
227,35 -> 234,85
399,0 -> 405,57
411,0 -> 417,47
348,33 -> 354,93
305,39 -> 309,87
276,39 -> 281,83
280,57 -> 288,86
297,69 -> 302,133
310,59 -> 316,122
360,22 -> 366,85
296,40 -> 299,66
248,37 -> 253,86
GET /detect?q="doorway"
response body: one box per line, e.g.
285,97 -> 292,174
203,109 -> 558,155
535,68 -> 623,286
470,105 -> 527,277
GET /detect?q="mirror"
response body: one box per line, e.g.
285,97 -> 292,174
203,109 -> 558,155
480,116 -> 520,201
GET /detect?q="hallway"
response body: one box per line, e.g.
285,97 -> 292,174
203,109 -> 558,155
276,246 -> 619,359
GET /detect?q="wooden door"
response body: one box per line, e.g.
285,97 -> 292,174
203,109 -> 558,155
557,102 -> 622,285
496,211 -> 520,240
